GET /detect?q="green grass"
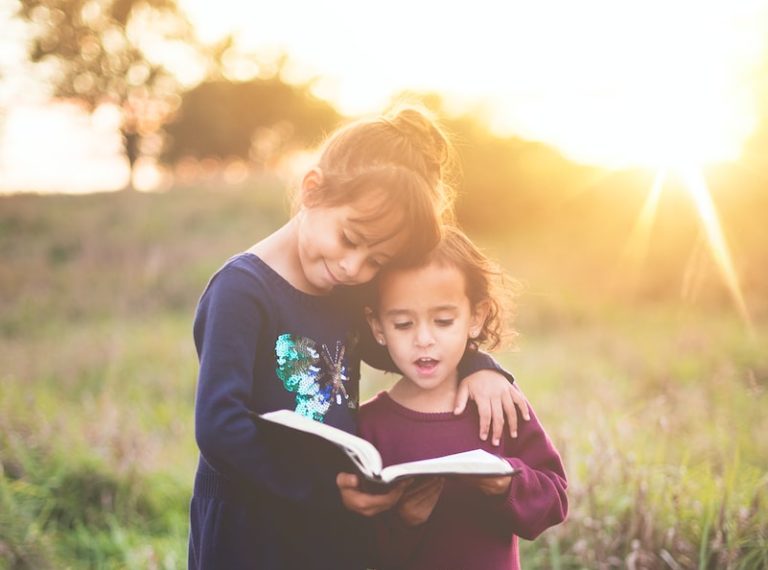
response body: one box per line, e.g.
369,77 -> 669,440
1,183 -> 767,568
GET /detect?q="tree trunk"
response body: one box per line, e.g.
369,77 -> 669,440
122,128 -> 140,191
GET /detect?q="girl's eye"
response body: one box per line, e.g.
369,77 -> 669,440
367,258 -> 384,268
393,321 -> 412,330
435,319 -> 454,327
341,232 -> 356,247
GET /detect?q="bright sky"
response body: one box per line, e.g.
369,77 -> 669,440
1,0 -> 767,193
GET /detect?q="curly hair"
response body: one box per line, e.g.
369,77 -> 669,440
377,225 -> 518,351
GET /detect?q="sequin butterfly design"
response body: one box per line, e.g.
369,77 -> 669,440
274,333 -> 355,422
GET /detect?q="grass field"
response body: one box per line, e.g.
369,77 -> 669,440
1,182 -> 766,569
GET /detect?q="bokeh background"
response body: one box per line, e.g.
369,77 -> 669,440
1,1 -> 767,568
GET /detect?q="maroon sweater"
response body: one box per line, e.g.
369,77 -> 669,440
358,391 -> 568,570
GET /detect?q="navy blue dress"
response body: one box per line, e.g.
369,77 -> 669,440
188,253 -> 510,569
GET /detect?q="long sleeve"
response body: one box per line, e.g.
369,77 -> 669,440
485,404 -> 568,540
193,264 -> 338,509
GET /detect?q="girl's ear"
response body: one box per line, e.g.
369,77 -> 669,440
300,167 -> 324,207
365,307 -> 387,346
469,300 -> 490,340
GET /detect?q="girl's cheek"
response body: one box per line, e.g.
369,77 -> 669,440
361,267 -> 380,284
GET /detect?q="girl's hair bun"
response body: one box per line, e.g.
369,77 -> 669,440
383,107 -> 451,185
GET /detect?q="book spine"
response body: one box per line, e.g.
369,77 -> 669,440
357,476 -> 393,495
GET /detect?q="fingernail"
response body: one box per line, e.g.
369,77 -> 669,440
512,431 -> 518,438
481,432 -> 488,440
493,439 -> 500,446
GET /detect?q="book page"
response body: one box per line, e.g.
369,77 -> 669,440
379,449 -> 514,484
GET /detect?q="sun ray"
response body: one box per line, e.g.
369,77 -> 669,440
620,169 -> 667,278
678,167 -> 753,333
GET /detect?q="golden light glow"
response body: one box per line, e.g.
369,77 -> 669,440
620,165 -> 754,329
180,0 -> 768,170
619,170 -> 667,281
679,167 -> 753,330
3,0 -> 766,192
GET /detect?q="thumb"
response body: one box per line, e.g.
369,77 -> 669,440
336,472 -> 359,489
454,383 -> 469,414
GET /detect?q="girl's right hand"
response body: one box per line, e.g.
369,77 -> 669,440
336,472 -> 409,517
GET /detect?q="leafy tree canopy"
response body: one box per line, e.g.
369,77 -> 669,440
17,0 -> 199,188
160,76 -> 341,165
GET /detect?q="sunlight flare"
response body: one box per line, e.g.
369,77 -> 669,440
620,170 -> 667,279
679,167 -> 753,331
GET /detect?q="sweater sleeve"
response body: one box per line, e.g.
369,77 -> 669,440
193,265 -> 338,509
484,405 -> 568,540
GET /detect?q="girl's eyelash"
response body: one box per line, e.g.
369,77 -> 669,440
393,322 -> 412,330
341,233 -> 356,247
435,319 -> 454,326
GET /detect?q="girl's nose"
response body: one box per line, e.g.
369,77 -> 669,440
338,252 -> 364,280
414,324 -> 435,347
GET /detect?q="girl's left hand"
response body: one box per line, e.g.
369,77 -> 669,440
336,472 -> 409,517
454,372 -> 530,446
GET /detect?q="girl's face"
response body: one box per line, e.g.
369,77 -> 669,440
295,198 -> 406,294
368,262 -> 488,395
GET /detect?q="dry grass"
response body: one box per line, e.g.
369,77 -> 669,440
2,184 -> 767,568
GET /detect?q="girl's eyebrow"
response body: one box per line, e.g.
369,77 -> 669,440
346,219 -> 400,247
431,305 -> 459,313
348,227 -> 388,247
383,305 -> 459,317
383,308 -> 414,318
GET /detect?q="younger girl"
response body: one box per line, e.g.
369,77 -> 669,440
360,226 -> 568,570
188,108 -> 528,569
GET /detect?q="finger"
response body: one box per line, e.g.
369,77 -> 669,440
419,477 -> 444,495
428,478 -> 446,497
336,472 -> 359,490
490,397 -> 504,446
402,477 -> 436,496
501,390 -> 518,438
405,479 -> 443,505
360,486 -> 405,516
475,397 -> 491,441
453,383 -> 469,415
402,479 -> 438,502
401,477 -> 443,505
511,385 -> 530,421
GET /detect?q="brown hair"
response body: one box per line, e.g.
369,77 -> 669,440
304,106 -> 456,264
378,225 -> 517,351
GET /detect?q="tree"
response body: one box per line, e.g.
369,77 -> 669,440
16,0 -> 198,190
160,75 -> 341,166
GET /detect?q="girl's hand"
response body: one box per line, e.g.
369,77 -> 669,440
396,477 -> 445,526
336,472 -> 409,517
454,372 -> 530,446
463,474 -> 513,496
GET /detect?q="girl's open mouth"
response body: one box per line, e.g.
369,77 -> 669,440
414,357 -> 439,374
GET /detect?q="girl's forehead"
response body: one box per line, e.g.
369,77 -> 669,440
380,263 -> 466,300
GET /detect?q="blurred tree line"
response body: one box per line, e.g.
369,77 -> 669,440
16,0 -> 194,190
11,0 -> 768,283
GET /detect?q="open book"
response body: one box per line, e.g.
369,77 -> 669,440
253,409 -> 516,492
